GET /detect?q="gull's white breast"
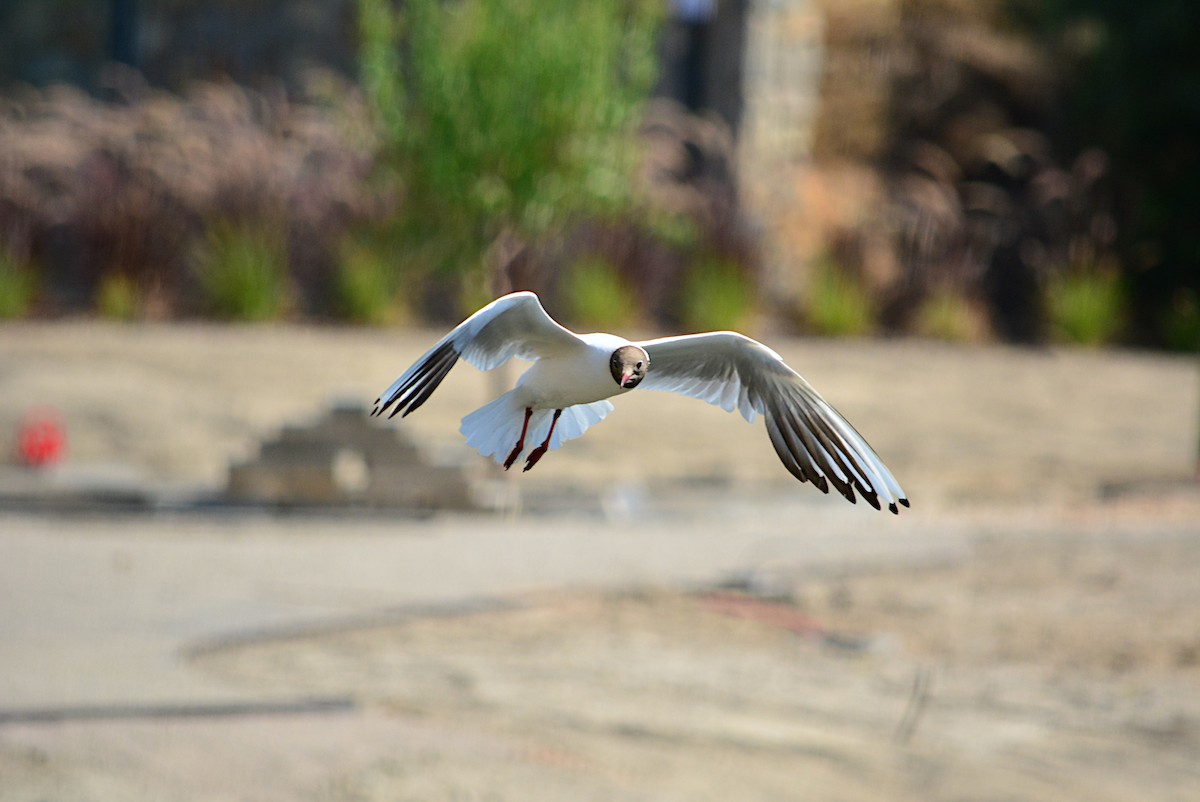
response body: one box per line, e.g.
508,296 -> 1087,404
516,333 -> 629,409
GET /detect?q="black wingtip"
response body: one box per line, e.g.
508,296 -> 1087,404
888,502 -> 899,515
862,491 -> 881,511
899,498 -> 911,508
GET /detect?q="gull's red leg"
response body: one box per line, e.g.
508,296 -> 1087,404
523,408 -> 562,472
503,407 -> 534,471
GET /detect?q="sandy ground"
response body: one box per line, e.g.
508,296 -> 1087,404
0,322 -> 1199,801
186,512 -> 1200,802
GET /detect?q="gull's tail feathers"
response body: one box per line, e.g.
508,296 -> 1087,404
459,391 -> 614,465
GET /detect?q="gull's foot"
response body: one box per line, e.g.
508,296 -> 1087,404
503,443 -> 524,471
522,445 -> 548,472
503,407 -> 535,471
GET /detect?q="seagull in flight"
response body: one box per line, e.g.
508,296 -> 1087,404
373,292 -> 909,513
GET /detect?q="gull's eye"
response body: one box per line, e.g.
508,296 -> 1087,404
636,360 -> 644,370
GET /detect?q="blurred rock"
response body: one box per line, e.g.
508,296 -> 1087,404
226,401 -> 476,511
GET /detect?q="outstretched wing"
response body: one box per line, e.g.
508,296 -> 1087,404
373,292 -> 582,419
637,332 -> 909,513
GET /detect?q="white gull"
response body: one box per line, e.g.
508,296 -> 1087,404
373,291 -> 909,513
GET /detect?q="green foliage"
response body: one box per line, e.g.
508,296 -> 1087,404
334,234 -> 405,326
358,0 -> 661,288
96,274 -> 140,321
681,254 -> 751,332
916,291 -> 986,343
647,212 -> 700,251
804,257 -> 874,337
0,250 -> 35,319
1160,289 -> 1200,353
196,221 -> 289,321
1047,269 -> 1125,347
562,256 -> 636,330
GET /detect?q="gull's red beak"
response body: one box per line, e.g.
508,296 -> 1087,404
620,373 -> 632,388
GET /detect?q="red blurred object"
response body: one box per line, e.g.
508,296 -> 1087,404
17,408 -> 66,468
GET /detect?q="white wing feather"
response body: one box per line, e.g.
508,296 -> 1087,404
638,332 -> 909,513
373,292 -> 582,419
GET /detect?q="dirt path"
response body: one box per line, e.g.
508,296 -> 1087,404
3,503 -> 1196,802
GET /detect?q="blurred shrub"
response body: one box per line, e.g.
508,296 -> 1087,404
0,76 -> 388,317
196,221 -> 289,321
915,290 -> 988,343
1046,269 -> 1125,347
807,1 -> 1124,345
804,257 -> 874,337
562,256 -> 636,330
1161,291 -> 1200,353
96,274 -> 140,321
334,233 -> 405,326
1014,0 -> 1200,350
680,254 -> 751,332
358,0 -> 661,300
628,101 -> 758,330
0,9 -> 767,330
0,249 -> 36,319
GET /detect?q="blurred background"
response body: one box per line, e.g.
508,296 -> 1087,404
1,1 -> 1199,801
1,0 -> 1197,348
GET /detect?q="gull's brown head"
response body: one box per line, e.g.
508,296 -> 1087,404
609,345 -> 649,390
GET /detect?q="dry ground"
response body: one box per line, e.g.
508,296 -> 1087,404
181,519 -> 1200,802
0,322 -> 1198,801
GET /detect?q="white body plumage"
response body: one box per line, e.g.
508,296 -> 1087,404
516,333 -> 636,409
